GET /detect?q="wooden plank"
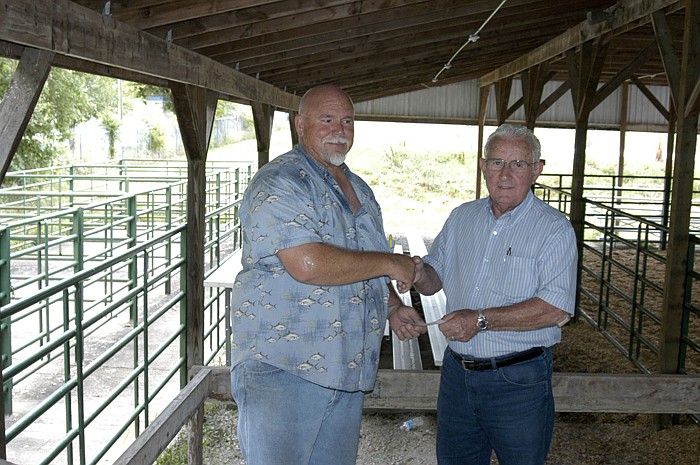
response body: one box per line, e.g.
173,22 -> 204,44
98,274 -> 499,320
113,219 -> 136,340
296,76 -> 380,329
203,249 -> 243,289
390,245 -> 422,371
203,248 -> 243,365
630,76 -> 670,120
391,329 -> 423,371
552,372 -> 700,414
113,369 -> 212,465
0,0 -> 299,110
404,233 -> 447,366
192,366 -> 700,414
652,9 -> 682,107
365,370 -> 441,411
85,0 -> 283,30
190,366 -> 232,403
480,0 -> 681,86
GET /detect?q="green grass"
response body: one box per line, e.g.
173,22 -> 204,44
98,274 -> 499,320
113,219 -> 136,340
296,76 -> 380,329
155,402 -> 237,465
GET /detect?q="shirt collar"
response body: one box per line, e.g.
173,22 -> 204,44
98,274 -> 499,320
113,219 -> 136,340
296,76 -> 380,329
488,189 -> 535,224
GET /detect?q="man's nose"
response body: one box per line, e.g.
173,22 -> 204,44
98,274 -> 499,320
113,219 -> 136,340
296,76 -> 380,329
330,121 -> 345,134
499,162 -> 515,173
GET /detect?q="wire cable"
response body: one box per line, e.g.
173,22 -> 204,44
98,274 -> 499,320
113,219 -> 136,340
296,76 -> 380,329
432,0 -> 509,83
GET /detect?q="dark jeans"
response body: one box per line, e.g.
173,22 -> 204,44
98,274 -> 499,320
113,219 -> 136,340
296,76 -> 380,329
436,347 -> 554,465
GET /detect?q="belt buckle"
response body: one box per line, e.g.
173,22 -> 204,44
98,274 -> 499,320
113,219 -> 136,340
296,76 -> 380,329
460,359 -> 487,371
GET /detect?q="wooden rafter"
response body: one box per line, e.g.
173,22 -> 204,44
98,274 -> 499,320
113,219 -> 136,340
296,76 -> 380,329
630,76 -> 671,120
0,0 -> 298,110
481,0 -> 681,87
590,40 -> 658,108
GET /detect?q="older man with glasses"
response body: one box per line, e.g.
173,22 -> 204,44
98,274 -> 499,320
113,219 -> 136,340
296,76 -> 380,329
411,124 -> 578,465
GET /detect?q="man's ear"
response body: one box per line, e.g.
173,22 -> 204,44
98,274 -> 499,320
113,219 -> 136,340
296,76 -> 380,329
531,161 -> 544,184
294,114 -> 304,136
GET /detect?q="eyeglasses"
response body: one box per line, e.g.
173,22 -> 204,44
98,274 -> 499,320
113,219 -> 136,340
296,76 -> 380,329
484,158 -> 539,173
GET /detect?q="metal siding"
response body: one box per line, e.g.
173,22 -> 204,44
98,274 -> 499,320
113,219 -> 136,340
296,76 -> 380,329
356,79 -> 677,131
589,90 -> 622,126
626,84 -> 671,127
356,81 -> 480,119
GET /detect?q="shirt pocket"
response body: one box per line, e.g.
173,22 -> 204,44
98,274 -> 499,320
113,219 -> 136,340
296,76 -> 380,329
487,255 -> 538,304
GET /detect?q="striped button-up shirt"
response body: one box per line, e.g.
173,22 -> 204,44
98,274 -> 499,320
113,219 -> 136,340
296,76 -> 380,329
423,190 -> 577,358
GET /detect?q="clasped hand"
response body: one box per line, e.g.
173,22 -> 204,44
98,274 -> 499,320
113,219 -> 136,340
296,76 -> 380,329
392,253 -> 416,294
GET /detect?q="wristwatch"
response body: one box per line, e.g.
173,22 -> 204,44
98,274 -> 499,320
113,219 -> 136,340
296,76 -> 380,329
476,309 -> 489,331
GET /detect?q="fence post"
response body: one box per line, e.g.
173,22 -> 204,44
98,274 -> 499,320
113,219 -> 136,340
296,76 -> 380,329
165,186 -> 172,294
127,196 -> 138,325
1,226 -> 12,423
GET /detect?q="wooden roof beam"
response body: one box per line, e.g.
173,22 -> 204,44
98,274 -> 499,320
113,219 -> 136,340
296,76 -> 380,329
480,0 -> 682,87
0,0 -> 299,111
0,47 -> 53,183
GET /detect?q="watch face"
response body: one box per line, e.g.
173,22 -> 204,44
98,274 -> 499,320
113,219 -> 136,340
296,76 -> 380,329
477,317 -> 489,330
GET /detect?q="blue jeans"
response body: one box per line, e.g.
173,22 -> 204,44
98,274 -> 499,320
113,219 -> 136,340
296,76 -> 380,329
436,347 -> 554,465
231,360 -> 365,465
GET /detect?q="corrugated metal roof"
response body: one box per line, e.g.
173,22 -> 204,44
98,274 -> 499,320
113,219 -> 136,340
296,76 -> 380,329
356,79 -> 677,132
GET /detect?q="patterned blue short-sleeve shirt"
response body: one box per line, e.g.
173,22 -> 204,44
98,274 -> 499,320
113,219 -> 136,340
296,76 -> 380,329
230,146 -> 390,392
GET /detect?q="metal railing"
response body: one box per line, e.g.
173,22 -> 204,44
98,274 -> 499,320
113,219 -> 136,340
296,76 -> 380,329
535,182 -> 699,377
2,166 -> 696,464
0,161 -> 252,464
539,173 -> 700,234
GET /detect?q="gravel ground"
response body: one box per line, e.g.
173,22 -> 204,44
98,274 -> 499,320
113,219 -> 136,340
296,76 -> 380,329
188,320 -> 698,465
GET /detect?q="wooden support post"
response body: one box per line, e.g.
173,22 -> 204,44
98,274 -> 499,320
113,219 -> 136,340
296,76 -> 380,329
475,85 -> 489,199
653,0 -> 700,428
661,97 -> 676,250
521,63 -> 550,130
0,46 -> 53,184
170,82 -> 218,465
618,81 -> 629,194
567,36 -> 609,320
252,102 -> 274,168
494,76 -> 512,125
288,110 -> 299,147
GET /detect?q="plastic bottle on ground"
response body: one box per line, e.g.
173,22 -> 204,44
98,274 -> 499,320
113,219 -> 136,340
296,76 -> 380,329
400,416 -> 424,431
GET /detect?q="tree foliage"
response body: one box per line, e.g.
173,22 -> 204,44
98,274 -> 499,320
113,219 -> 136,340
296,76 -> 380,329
0,57 -> 120,174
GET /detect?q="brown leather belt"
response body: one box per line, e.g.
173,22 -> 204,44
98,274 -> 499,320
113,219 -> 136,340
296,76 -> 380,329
449,346 -> 544,371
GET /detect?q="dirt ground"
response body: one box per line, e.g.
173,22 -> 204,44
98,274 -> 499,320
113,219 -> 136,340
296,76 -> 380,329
197,320 -> 698,465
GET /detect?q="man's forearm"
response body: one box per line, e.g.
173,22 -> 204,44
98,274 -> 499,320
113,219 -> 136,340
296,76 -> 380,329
277,242 -> 414,286
484,298 -> 570,331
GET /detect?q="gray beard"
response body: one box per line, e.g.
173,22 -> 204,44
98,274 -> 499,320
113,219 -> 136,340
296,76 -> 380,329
327,152 -> 347,166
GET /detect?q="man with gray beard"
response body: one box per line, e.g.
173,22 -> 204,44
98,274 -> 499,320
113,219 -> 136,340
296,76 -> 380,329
230,84 -> 427,465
